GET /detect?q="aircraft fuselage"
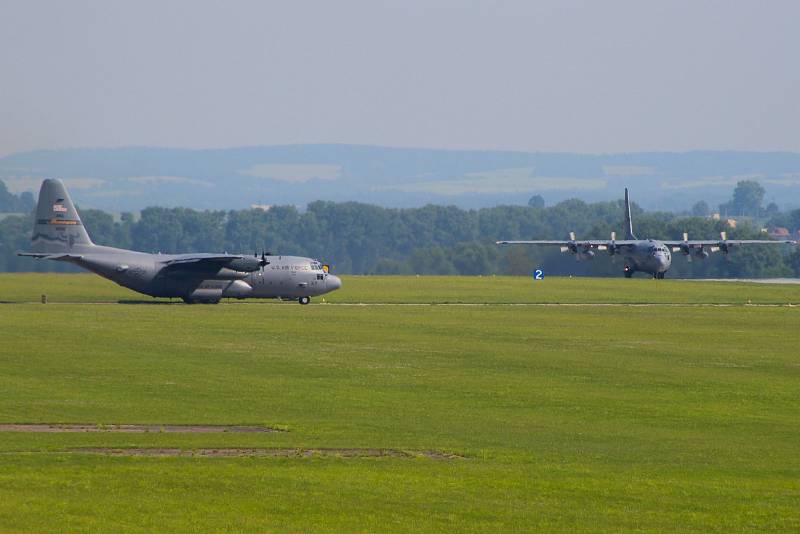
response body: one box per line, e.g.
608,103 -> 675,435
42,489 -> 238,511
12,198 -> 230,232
71,247 -> 341,303
621,239 -> 672,278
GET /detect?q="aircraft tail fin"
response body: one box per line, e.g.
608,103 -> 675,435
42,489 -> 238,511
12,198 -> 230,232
624,187 -> 637,240
28,179 -> 94,253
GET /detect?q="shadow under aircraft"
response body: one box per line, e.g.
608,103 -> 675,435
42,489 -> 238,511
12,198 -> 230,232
497,188 -> 796,279
19,179 -> 341,304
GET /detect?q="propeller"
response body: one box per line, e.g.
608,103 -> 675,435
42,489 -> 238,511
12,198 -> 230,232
259,251 -> 270,266
719,231 -> 732,256
676,232 -> 692,261
560,231 -> 577,253
607,231 -> 617,255
570,232 -> 595,261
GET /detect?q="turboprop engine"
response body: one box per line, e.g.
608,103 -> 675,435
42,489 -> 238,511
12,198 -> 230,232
607,232 -> 618,255
677,232 -> 691,257
213,267 -> 251,280
560,232 -> 595,261
228,252 -> 270,273
718,232 -> 731,255
671,232 -> 711,261
204,252 -> 271,280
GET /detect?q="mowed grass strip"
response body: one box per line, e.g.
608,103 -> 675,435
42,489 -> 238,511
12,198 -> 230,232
0,290 -> 798,531
1,272 -> 800,304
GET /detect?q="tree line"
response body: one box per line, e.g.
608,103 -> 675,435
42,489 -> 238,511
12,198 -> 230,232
0,181 -> 34,213
1,192 -> 798,277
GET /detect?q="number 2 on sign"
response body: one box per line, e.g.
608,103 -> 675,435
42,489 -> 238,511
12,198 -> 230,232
533,269 -> 544,280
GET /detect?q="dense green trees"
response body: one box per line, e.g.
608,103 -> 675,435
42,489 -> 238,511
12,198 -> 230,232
1,197 -> 797,277
527,195 -> 545,208
0,181 -> 34,213
691,201 -> 710,217
719,180 -> 767,217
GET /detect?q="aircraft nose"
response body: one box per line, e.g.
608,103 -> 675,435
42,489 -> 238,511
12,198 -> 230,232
327,274 -> 342,291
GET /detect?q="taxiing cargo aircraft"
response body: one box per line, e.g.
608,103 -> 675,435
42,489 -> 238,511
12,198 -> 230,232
497,188 -> 795,279
19,179 -> 341,303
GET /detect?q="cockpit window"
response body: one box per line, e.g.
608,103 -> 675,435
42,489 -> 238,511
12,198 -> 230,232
311,261 -> 323,271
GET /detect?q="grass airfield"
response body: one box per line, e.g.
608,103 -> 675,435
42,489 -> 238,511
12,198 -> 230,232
0,274 -> 798,531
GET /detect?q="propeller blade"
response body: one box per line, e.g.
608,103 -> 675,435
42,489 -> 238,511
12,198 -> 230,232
720,231 -> 727,241
569,231 -> 576,241
683,232 -> 688,242
611,231 -> 616,241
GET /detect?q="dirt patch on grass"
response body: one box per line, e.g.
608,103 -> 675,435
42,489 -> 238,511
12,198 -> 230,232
0,424 -> 282,433
68,447 -> 466,459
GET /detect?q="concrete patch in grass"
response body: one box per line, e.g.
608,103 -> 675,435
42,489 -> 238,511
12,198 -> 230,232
66,448 -> 466,459
0,424 -> 283,433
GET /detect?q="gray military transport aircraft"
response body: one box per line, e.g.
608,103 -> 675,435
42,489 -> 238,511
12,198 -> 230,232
18,179 -> 341,303
497,188 -> 795,279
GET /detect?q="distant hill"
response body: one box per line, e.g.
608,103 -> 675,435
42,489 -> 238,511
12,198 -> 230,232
1,145 -> 799,212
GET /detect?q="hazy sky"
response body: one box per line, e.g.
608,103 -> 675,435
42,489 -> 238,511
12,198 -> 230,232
1,0 -> 798,156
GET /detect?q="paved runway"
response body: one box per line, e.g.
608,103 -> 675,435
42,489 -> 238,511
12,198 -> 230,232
681,278 -> 800,284
2,301 -> 797,307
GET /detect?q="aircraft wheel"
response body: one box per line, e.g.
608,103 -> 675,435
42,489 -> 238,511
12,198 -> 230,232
182,297 -> 220,304
299,296 -> 311,305
624,268 -> 633,279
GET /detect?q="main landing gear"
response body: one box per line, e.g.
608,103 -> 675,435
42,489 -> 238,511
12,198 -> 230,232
298,296 -> 311,305
182,297 -> 220,304
653,272 -> 666,279
624,266 -> 634,278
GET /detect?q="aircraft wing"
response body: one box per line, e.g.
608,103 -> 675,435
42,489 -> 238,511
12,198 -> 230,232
158,253 -> 266,278
661,239 -> 796,247
159,255 -> 247,277
160,254 -> 244,266
496,240 -> 639,248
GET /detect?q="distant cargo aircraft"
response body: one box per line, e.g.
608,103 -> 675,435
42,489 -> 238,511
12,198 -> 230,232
497,188 -> 796,279
18,179 -> 341,303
